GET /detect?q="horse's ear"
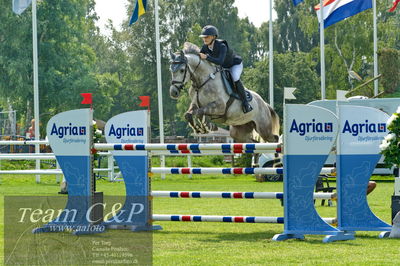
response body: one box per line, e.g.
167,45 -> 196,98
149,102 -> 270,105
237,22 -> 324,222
170,51 -> 176,61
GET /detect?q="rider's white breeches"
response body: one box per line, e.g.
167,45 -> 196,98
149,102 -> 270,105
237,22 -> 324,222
230,62 -> 243,82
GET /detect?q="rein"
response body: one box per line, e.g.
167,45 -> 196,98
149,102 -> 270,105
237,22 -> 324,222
193,66 -> 220,91
171,54 -> 221,93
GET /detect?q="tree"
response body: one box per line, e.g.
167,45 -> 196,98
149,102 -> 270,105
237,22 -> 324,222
243,52 -> 319,119
273,0 -> 319,53
0,0 -> 104,135
379,48 -> 400,94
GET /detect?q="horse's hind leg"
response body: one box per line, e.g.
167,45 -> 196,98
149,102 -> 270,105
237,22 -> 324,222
254,119 -> 279,143
230,123 -> 261,168
230,123 -> 256,143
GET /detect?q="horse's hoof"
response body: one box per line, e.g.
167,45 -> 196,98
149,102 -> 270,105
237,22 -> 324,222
209,123 -> 218,131
192,109 -> 204,116
185,115 -> 195,127
185,112 -> 193,121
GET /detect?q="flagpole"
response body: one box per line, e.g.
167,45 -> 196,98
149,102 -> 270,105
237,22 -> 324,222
373,0 -> 378,96
32,0 -> 40,183
269,0 -> 274,108
320,0 -> 326,100
154,0 -> 166,179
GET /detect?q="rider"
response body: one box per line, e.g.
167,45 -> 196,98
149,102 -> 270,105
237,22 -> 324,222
199,25 -> 253,113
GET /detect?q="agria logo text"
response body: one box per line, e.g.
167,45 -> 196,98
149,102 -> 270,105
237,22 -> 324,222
50,123 -> 86,138
342,120 -> 386,136
289,119 -> 333,136
108,124 -> 144,139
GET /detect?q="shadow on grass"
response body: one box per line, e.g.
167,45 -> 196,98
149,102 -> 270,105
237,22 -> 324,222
352,232 -> 395,240
156,229 -> 277,241
155,229 -> 361,245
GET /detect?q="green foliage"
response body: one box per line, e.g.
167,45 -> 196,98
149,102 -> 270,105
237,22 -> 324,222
0,159 -> 56,170
243,52 -> 319,119
0,0 -> 99,136
211,156 -> 224,166
273,0 -> 319,53
380,108 -> 400,168
379,48 -> 400,94
151,155 -> 229,168
234,154 -> 252,167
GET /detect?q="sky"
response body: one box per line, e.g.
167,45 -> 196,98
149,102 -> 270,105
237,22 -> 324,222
95,0 -> 274,35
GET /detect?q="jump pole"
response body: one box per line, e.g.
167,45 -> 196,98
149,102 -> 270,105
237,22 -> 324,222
152,215 -> 336,224
151,191 -> 335,200
149,167 -> 335,175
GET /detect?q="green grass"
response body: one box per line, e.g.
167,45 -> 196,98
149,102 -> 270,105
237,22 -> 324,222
0,174 -> 399,265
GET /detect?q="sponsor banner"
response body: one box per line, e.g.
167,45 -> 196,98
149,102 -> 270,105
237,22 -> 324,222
285,104 -> 338,155
105,111 -> 148,156
46,109 -> 92,156
281,105 -> 339,237
338,105 -> 389,155
105,111 -> 150,227
45,109 -> 95,233
46,109 -> 92,197
337,105 -> 391,231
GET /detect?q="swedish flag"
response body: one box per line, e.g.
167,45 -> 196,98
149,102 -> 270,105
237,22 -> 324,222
129,0 -> 147,25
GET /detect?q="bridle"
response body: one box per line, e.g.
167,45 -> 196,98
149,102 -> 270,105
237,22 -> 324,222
170,52 -> 218,93
170,53 -> 199,92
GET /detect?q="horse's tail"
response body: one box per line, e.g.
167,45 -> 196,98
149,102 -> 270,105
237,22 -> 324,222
268,105 -> 280,142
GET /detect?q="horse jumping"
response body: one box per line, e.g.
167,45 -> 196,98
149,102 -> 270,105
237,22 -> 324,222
169,42 -> 279,143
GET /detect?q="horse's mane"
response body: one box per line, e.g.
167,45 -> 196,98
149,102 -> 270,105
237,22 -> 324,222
182,42 -> 214,71
183,42 -> 200,55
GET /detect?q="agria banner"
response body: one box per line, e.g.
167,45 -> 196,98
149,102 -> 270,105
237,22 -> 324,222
104,111 -> 153,230
34,109 -> 97,234
274,104 -> 353,242
285,104 -> 338,155
337,105 -> 391,232
46,108 -> 92,196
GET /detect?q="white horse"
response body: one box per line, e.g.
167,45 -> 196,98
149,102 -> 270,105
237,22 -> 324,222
169,42 -> 279,143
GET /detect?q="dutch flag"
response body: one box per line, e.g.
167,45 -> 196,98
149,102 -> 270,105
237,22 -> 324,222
315,0 -> 372,28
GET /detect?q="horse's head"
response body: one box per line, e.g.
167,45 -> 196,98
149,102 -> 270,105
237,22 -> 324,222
169,50 -> 190,99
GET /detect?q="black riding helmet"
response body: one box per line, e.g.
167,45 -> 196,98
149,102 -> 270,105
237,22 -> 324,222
199,25 -> 219,37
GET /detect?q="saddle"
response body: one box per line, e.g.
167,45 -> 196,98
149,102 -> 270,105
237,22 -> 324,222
221,69 -> 252,102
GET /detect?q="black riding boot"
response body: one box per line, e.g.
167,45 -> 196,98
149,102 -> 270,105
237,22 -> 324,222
235,80 -> 253,113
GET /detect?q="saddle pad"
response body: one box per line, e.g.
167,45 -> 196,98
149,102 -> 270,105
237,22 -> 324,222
221,69 -> 240,100
221,69 -> 253,102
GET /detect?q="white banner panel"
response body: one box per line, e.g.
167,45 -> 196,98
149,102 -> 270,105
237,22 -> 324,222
338,105 -> 389,155
46,109 -> 91,156
284,105 -> 338,155
105,110 -> 148,156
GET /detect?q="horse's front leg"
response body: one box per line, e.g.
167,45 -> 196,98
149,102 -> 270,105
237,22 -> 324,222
192,100 -> 225,133
184,103 -> 204,134
192,100 -> 226,118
